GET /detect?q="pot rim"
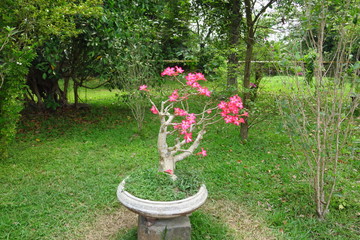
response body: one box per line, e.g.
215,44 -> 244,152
117,178 -> 208,218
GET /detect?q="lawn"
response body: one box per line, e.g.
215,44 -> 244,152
1,76 -> 359,239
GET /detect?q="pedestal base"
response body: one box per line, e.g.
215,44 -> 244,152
137,215 -> 191,240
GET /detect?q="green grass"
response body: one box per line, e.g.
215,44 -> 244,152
124,168 -> 203,201
1,76 -> 359,239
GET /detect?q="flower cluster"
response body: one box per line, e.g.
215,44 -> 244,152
150,105 -> 159,114
218,95 -> 248,126
185,73 -> 211,97
162,68 -> 211,98
173,112 -> 196,143
174,108 -> 188,116
196,148 -> 207,156
169,89 -> 179,102
161,66 -> 184,76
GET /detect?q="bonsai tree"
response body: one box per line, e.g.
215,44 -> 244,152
140,67 -> 248,178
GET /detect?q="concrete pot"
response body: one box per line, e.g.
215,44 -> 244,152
117,178 -> 208,219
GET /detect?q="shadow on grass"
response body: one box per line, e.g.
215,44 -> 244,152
115,211 -> 234,240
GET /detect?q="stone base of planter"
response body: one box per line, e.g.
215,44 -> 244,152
137,215 -> 191,240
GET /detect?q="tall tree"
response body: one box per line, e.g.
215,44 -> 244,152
240,0 -> 277,140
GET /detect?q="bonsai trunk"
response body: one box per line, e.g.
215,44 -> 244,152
159,155 -> 175,172
157,114 -> 175,172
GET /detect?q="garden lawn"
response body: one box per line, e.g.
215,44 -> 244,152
0,77 -> 359,239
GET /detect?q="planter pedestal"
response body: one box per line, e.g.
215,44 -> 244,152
117,179 -> 207,240
138,215 -> 191,240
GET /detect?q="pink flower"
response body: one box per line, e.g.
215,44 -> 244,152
186,113 -> 196,124
196,148 -> 207,156
184,132 -> 193,143
241,112 -> 249,117
227,102 -> 240,114
224,115 -> 235,124
180,129 -> 188,135
139,85 -> 149,91
220,111 -> 229,117
169,89 -> 179,102
175,66 -> 184,74
164,169 -> 174,175
161,67 -> 176,76
250,82 -> 257,88
207,110 -> 212,114
195,73 -> 206,81
174,108 -> 188,116
181,120 -> 191,130
218,101 -> 227,110
161,66 -> 184,76
229,95 -> 242,103
150,105 -> 159,114
185,72 -> 207,89
185,73 -> 196,82
187,81 -> 200,88
196,86 -> 211,97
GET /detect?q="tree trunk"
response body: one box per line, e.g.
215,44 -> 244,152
62,77 -> 70,106
241,0 -> 255,141
73,80 -> 79,107
227,52 -> 238,87
227,0 -> 241,88
158,115 -> 173,172
241,34 -> 254,141
159,156 -> 175,172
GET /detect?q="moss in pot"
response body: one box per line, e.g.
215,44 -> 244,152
124,168 -> 204,201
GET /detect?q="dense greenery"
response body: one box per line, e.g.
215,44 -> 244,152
0,0 -> 103,158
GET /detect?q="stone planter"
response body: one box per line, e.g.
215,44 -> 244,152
117,178 -> 208,240
117,178 -> 208,218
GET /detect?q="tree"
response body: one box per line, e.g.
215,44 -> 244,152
190,0 -> 278,140
26,13 -> 113,110
279,0 -> 359,219
0,27 -> 35,159
0,0 -> 102,158
240,0 -> 277,140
